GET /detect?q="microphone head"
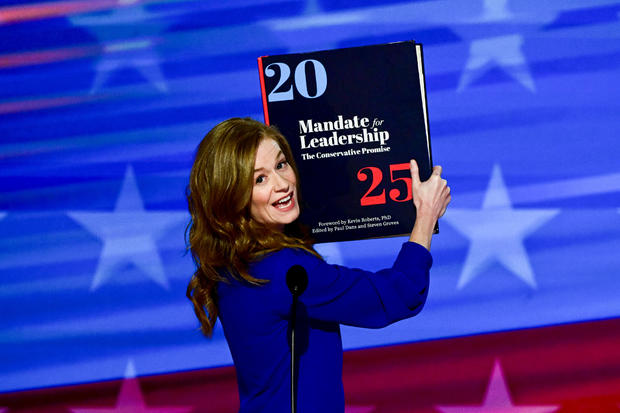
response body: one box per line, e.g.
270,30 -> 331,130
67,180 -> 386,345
286,265 -> 308,297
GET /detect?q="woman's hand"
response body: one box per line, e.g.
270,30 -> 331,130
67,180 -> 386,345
408,159 -> 451,250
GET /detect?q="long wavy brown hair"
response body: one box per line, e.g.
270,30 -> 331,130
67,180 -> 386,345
186,117 -> 318,336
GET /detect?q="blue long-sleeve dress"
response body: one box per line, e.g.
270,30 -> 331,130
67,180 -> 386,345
217,241 -> 432,413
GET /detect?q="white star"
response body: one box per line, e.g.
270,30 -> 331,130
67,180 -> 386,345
68,166 -> 187,291
443,164 -> 559,289
69,360 -> 194,413
458,34 -> 535,92
435,360 -> 559,412
456,0 -> 536,92
69,0 -> 168,94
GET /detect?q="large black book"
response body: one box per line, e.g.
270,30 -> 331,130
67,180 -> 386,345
258,41 -> 434,243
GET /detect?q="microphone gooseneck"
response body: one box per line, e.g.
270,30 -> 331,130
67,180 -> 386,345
286,264 -> 307,413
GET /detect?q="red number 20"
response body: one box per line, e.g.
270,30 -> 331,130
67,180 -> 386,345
356,163 -> 412,207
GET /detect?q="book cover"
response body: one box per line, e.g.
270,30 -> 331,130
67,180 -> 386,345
258,41 -> 434,243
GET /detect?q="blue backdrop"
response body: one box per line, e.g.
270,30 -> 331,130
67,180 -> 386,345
1,0 -> 620,393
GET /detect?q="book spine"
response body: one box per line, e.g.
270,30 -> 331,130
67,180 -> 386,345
257,57 -> 270,125
417,44 -> 433,167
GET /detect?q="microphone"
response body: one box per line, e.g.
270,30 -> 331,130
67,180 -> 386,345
286,265 -> 308,297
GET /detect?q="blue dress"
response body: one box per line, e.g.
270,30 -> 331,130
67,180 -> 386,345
217,241 -> 432,412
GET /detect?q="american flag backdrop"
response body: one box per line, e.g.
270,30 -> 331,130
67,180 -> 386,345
1,0 -> 620,412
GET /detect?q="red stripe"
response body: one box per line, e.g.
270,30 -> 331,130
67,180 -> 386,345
257,56 -> 270,125
0,45 -> 101,69
0,95 -> 92,115
2,318 -> 620,412
343,318 -> 620,412
0,0 -> 118,24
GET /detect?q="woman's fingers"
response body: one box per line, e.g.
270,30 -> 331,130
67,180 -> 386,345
409,159 -> 421,187
438,188 -> 451,218
410,162 -> 451,220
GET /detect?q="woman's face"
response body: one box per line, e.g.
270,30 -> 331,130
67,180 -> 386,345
250,138 -> 300,230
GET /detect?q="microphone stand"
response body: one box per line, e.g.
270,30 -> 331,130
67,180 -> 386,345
290,291 -> 299,413
286,265 -> 308,413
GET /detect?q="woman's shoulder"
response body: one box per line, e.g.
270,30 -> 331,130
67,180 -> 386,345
247,247 -> 323,284
253,247 -> 321,272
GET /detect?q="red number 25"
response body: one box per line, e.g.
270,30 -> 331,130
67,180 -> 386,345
356,163 -> 412,206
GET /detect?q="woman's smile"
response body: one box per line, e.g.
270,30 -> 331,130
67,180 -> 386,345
273,192 -> 294,210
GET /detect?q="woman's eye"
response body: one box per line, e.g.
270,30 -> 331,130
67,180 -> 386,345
277,160 -> 288,169
255,176 -> 265,184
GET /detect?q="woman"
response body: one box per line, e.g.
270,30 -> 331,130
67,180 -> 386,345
186,117 -> 450,412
